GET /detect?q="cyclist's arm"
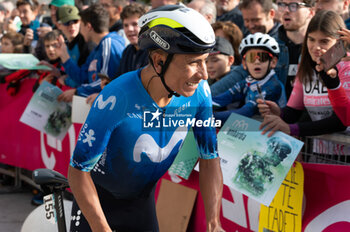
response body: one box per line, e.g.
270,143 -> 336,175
68,166 -> 112,232
68,82 -> 124,231
195,81 -> 224,231
199,157 -> 224,231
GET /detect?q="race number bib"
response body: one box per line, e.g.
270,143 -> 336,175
44,194 -> 56,224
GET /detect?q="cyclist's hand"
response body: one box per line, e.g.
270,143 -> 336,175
257,99 -> 280,117
260,115 -> 290,137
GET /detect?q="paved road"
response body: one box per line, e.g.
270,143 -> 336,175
0,185 -> 36,232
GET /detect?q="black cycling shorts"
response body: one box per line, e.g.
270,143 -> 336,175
69,184 -> 159,232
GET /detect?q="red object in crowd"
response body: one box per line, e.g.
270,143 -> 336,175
4,62 -> 64,96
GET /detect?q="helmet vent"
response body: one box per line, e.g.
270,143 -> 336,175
177,27 -> 205,44
257,37 -> 262,44
263,39 -> 269,44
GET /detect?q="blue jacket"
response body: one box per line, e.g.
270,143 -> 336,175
210,27 -> 290,97
212,70 -> 286,120
65,34 -> 96,88
62,32 -> 125,96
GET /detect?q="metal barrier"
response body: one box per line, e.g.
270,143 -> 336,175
302,131 -> 350,165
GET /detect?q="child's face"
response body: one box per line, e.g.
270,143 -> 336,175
123,14 -> 141,46
242,48 -> 277,80
1,38 -> 15,53
18,4 -> 37,26
44,40 -> 59,61
206,54 -> 232,81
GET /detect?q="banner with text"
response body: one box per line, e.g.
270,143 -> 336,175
259,162 -> 304,232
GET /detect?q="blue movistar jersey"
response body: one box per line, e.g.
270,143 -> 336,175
70,69 -> 218,198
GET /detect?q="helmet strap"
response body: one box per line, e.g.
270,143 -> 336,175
149,53 -> 180,98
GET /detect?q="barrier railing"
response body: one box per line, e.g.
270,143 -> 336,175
302,131 -> 350,165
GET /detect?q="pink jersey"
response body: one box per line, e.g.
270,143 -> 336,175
328,86 -> 350,126
287,61 -> 350,121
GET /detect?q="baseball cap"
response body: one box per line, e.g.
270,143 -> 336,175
210,37 -> 234,56
50,0 -> 74,7
57,5 -> 80,24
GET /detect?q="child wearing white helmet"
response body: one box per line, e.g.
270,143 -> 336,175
212,32 -> 286,122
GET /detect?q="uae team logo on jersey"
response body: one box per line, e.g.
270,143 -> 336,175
142,108 -> 221,129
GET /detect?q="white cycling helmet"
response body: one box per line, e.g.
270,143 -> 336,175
138,5 -> 216,98
138,5 -> 215,54
239,32 -> 280,57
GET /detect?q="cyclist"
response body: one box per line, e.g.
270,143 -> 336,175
68,5 -> 224,232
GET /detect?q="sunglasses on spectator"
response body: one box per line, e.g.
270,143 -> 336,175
277,2 -> 309,12
244,51 -> 273,63
63,20 -> 79,26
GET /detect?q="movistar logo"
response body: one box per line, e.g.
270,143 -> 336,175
133,127 -> 187,163
150,31 -> 170,50
94,94 -> 116,110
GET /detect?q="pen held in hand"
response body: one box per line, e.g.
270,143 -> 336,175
256,83 -> 266,104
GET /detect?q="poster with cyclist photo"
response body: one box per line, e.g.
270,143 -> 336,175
217,113 -> 304,206
20,81 -> 72,141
